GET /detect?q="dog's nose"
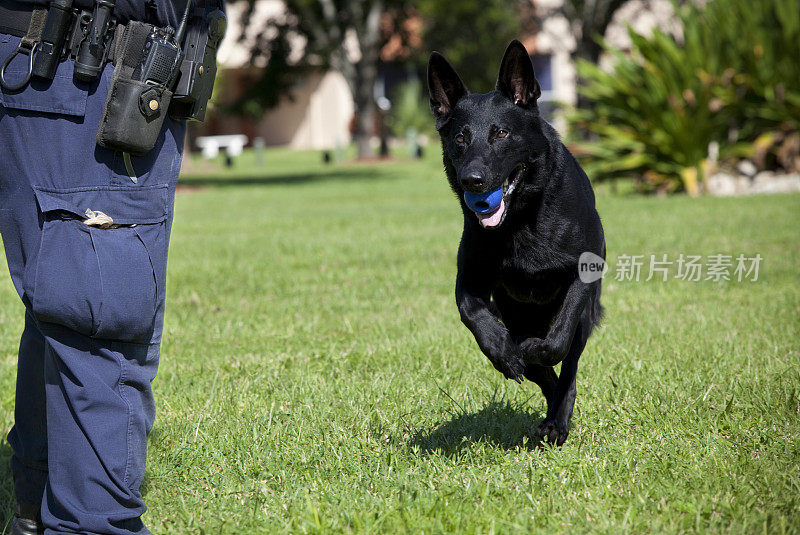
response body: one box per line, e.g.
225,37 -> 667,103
460,171 -> 485,192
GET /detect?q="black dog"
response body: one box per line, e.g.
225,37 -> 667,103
428,41 -> 605,445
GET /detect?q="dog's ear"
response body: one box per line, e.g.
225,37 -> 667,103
428,52 -> 468,130
496,40 -> 541,108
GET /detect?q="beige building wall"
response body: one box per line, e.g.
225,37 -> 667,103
254,71 -> 354,150
214,0 -> 354,149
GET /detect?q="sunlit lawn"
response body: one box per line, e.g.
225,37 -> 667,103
1,147 -> 799,533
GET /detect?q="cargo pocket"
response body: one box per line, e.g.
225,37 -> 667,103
30,185 -> 169,343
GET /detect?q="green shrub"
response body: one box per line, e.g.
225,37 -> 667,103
570,0 -> 800,194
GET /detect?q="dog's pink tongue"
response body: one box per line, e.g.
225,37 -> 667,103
477,199 -> 505,228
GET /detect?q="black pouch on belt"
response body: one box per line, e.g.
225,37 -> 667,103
96,22 -> 174,155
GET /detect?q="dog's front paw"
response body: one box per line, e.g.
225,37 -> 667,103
533,419 -> 570,446
520,337 -> 567,366
495,354 -> 525,383
489,350 -> 525,383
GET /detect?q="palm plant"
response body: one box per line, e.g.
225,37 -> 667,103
570,0 -> 800,194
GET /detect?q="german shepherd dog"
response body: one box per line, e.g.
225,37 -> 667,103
427,41 -> 605,445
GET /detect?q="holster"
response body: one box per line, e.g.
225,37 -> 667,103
96,22 -> 172,155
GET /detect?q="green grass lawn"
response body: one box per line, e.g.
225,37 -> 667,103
1,148 -> 799,533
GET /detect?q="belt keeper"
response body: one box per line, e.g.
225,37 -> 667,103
0,6 -> 46,91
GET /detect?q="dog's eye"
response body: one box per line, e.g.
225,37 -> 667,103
455,133 -> 465,144
497,129 -> 509,139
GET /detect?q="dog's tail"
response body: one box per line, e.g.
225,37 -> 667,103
583,278 -> 605,335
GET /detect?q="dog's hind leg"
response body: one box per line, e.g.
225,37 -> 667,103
534,321 -> 588,446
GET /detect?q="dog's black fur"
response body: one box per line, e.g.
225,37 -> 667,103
428,41 -> 605,445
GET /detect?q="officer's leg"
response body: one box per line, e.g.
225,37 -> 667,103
2,30 -> 183,531
0,110 -> 49,527
30,147 -> 180,533
39,326 -> 158,535
8,313 -> 48,519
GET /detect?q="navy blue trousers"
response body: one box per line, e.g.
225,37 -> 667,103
0,33 -> 184,534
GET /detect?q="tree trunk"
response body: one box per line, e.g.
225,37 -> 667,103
353,71 -> 377,159
569,0 -> 629,130
351,0 -> 383,159
574,39 -> 604,112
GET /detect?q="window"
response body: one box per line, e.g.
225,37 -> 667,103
530,54 -> 555,121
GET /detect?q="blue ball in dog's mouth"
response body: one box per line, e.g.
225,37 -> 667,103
464,188 -> 503,214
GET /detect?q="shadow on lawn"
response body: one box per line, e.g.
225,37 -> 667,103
408,400 -> 545,456
178,167 -> 386,188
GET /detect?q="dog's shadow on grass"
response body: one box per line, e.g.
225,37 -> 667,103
408,400 -> 545,457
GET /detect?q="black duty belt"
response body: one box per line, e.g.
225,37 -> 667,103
0,0 -> 122,90
0,1 -> 40,38
1,0 -> 226,131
